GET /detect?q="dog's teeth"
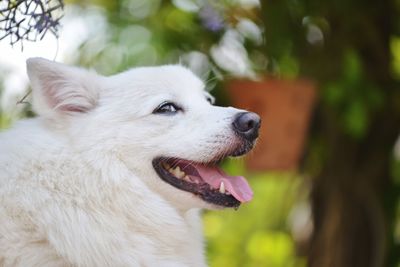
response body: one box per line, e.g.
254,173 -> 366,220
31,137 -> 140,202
176,167 -> 186,179
219,181 -> 226,194
168,168 -> 176,176
176,171 -> 186,179
162,162 -> 170,169
169,166 -> 186,179
183,175 -> 191,182
171,168 -> 179,176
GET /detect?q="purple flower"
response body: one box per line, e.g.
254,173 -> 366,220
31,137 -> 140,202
199,4 -> 225,32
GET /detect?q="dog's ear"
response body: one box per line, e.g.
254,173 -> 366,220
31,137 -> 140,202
26,57 -> 99,117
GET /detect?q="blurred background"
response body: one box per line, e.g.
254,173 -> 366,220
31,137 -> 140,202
1,0 -> 400,266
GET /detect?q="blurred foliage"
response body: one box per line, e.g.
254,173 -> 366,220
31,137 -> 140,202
322,50 -> 384,139
391,37 -> 400,79
0,74 -> 9,129
63,0 -> 264,79
0,115 -> 10,129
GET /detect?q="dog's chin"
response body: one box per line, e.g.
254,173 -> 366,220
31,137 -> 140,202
152,142 -> 255,209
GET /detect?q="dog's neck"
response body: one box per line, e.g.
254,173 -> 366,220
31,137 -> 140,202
88,155 -> 208,266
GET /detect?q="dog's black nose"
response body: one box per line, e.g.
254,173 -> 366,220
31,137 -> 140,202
232,112 -> 261,141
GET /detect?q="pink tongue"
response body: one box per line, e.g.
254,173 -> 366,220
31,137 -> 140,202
194,165 -> 253,203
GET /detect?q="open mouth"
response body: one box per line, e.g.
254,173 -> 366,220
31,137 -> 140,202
152,157 -> 253,208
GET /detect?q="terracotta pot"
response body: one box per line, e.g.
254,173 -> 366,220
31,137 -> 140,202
226,78 -> 317,171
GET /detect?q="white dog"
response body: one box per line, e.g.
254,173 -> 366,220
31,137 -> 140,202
0,58 -> 260,267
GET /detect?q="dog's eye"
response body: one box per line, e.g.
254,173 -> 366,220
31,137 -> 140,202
153,102 -> 182,115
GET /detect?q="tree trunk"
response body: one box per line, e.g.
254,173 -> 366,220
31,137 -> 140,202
308,106 -> 400,267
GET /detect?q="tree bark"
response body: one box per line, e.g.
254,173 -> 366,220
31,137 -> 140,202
309,105 -> 400,267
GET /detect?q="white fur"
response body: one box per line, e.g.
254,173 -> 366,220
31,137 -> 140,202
0,58 -> 246,267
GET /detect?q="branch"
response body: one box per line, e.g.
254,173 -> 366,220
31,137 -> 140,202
0,0 -> 64,48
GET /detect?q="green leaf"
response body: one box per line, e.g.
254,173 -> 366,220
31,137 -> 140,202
390,36 -> 400,79
323,82 -> 346,106
343,50 -> 363,83
343,100 -> 368,139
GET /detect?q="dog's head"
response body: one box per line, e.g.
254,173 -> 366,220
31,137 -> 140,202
27,58 -> 260,210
